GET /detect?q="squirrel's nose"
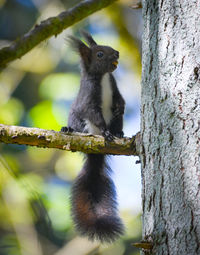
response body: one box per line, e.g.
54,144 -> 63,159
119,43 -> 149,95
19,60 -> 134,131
114,51 -> 119,58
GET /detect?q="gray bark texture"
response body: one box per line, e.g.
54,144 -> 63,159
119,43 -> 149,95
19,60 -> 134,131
141,0 -> 200,254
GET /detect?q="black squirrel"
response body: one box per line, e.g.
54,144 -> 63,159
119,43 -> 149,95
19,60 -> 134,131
61,31 -> 125,242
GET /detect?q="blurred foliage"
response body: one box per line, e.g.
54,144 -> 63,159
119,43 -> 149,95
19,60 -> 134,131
0,0 -> 142,254
39,73 -> 80,101
0,98 -> 24,125
29,100 -> 61,129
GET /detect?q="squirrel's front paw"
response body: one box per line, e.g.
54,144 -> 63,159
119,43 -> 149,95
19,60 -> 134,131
60,126 -> 74,133
102,129 -> 115,141
113,131 -> 124,138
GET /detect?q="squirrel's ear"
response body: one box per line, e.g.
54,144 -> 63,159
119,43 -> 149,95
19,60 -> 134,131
68,36 -> 91,68
81,30 -> 97,47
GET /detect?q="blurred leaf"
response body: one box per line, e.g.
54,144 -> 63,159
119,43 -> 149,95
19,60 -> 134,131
28,100 -> 60,130
39,73 -> 80,100
0,68 -> 24,103
55,152 -> 83,181
0,0 -> 6,8
0,156 -> 43,255
11,47 -> 56,73
100,239 -> 125,255
3,179 -> 43,255
3,179 -> 30,223
0,97 -> 24,125
1,154 -> 20,177
0,234 -> 21,255
19,173 -> 44,199
123,213 -> 142,239
27,147 -> 54,164
52,101 -> 69,127
45,184 -> 72,231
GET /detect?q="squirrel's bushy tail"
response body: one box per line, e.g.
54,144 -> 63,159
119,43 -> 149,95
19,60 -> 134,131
71,154 -> 124,243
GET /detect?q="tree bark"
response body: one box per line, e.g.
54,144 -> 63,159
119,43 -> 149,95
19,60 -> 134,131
141,0 -> 200,254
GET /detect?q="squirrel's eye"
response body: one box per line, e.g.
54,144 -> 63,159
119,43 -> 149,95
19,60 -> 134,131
97,51 -> 104,58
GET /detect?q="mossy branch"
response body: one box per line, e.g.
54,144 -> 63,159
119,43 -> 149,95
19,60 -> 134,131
0,0 -> 117,69
0,124 -> 140,156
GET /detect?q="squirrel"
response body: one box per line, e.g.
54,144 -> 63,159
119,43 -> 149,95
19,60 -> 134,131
61,31 -> 125,242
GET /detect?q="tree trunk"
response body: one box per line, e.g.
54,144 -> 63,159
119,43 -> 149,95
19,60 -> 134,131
141,0 -> 200,254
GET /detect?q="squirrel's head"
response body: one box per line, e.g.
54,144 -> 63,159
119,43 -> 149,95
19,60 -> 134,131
69,31 -> 119,75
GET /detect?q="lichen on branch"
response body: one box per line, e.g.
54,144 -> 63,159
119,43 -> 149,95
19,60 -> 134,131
0,124 -> 140,156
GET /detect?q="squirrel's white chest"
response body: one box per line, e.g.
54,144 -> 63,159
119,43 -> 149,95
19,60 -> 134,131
101,73 -> 113,125
85,73 -> 113,135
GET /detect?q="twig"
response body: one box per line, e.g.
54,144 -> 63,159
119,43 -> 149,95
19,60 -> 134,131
0,124 -> 140,156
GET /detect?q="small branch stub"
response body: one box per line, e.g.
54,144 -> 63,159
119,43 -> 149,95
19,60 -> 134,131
132,241 -> 153,250
130,1 -> 142,9
0,124 -> 140,156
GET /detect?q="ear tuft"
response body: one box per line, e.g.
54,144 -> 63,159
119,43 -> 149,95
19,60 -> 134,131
81,30 -> 97,47
67,35 -> 91,69
67,35 -> 88,53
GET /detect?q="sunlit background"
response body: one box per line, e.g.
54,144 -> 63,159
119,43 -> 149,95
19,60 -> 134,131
0,0 -> 142,254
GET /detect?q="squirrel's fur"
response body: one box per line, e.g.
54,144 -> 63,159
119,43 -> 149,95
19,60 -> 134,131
61,31 -> 125,242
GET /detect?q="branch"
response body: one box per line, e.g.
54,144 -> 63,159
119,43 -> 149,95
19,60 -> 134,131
0,0 -> 117,69
0,124 -> 140,156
